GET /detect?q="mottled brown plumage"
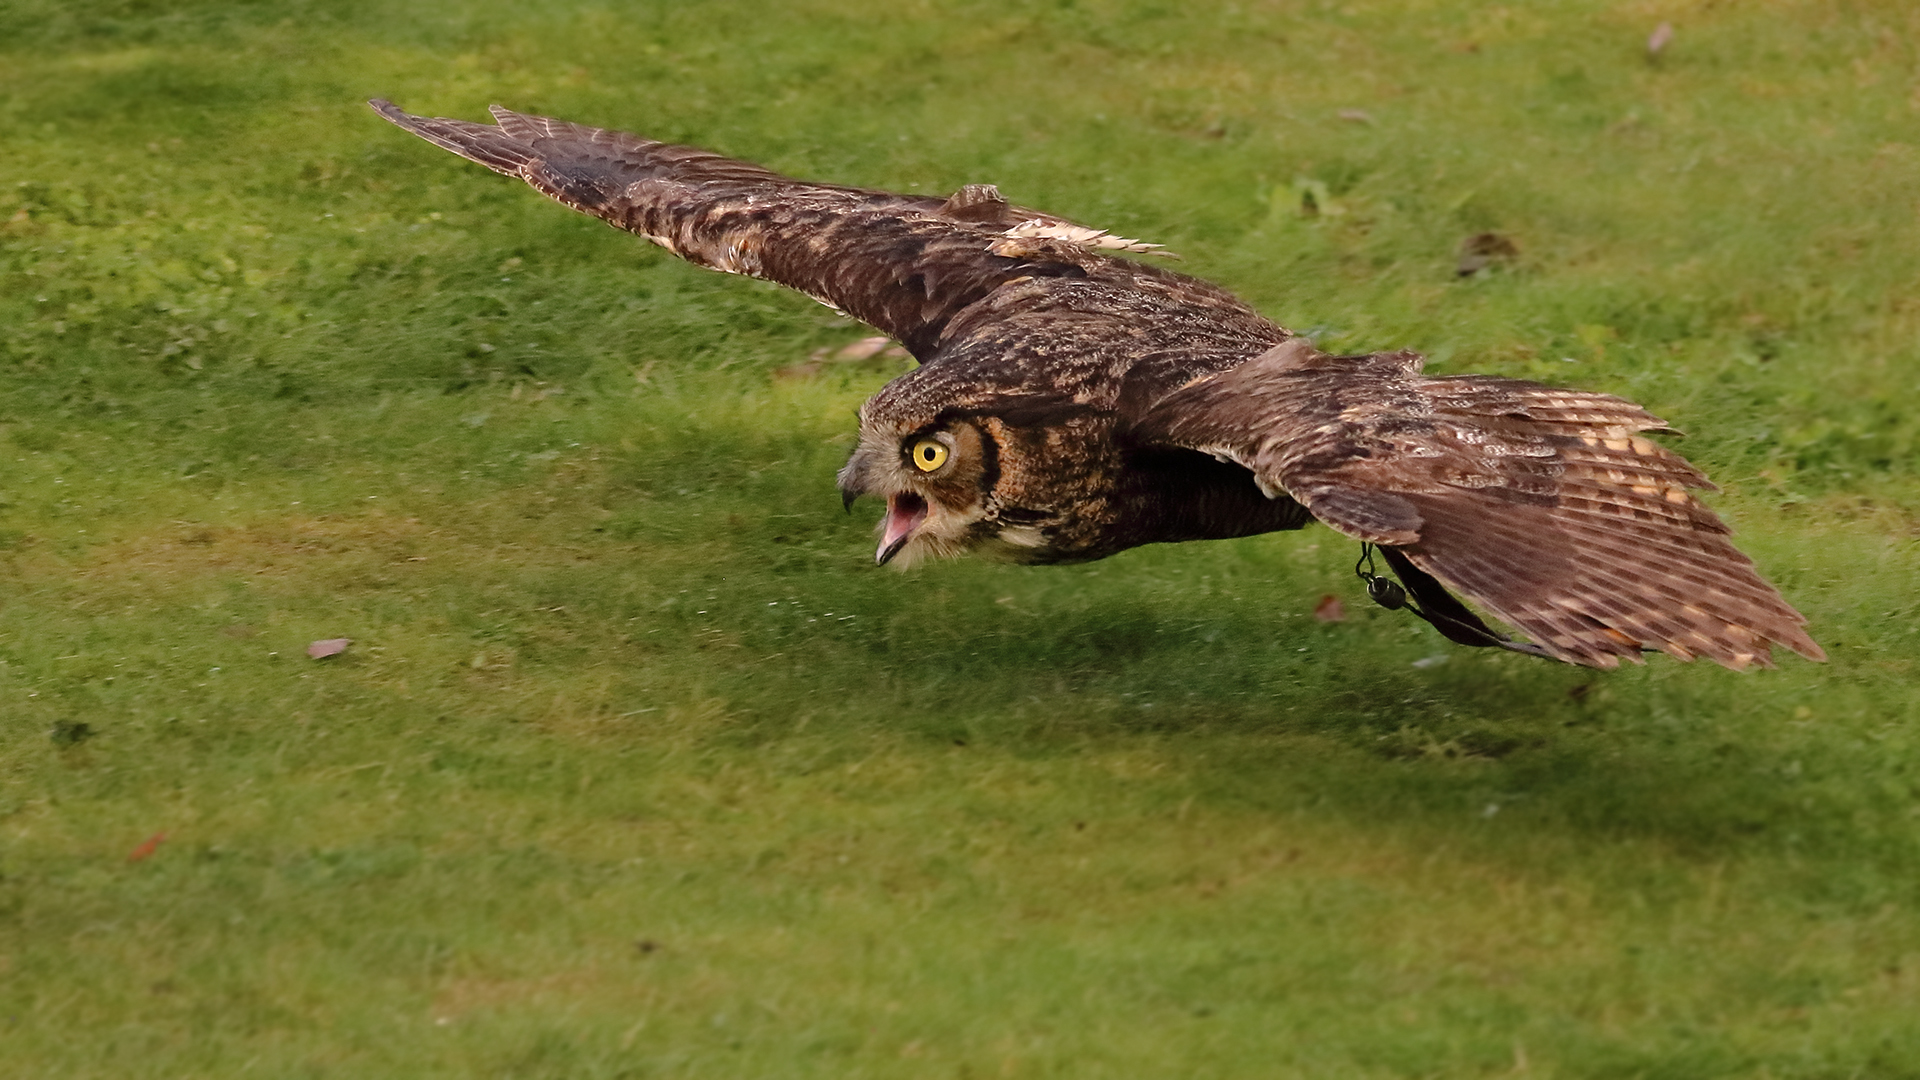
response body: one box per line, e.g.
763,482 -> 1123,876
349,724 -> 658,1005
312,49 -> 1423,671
371,100 -> 1824,671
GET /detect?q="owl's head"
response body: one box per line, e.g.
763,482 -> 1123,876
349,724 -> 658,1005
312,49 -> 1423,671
836,407 -> 1001,567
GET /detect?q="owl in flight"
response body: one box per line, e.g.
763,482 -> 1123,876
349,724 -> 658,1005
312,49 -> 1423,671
371,100 -> 1822,671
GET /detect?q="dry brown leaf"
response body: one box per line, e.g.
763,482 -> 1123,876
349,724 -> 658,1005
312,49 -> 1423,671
1457,232 -> 1520,277
127,832 -> 168,863
1313,595 -> 1347,623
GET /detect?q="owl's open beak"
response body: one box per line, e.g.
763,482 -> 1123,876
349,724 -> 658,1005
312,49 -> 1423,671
876,492 -> 928,565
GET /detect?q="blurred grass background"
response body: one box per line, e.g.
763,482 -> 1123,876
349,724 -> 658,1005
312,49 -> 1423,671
2,1 -> 1918,1076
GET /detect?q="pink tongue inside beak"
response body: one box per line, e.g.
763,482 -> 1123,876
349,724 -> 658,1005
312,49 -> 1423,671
877,492 -> 928,564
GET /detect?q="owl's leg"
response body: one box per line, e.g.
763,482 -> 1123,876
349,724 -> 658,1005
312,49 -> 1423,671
1357,544 -> 1555,660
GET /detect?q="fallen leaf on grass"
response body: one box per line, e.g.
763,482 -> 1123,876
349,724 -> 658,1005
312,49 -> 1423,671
307,638 -> 351,659
127,832 -> 168,863
50,720 -> 94,747
1648,22 -> 1674,56
1312,595 -> 1346,622
1457,232 -> 1520,277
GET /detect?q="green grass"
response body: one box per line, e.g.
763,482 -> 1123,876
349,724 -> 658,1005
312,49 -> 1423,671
4,1 -> 1920,1075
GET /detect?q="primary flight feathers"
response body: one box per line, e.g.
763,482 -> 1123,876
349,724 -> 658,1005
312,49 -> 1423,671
371,99 -> 1823,671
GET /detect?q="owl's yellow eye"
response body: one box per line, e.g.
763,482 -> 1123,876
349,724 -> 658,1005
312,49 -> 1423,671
909,438 -> 950,473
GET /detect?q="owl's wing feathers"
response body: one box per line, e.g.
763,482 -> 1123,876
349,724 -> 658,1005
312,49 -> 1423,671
376,102 -> 1818,669
1135,339 -> 1824,670
370,100 -> 1160,358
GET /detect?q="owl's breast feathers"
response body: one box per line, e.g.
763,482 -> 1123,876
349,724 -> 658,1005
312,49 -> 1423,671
373,100 -> 1823,671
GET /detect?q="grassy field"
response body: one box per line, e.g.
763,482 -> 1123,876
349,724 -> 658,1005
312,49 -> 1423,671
4,0 -> 1919,1075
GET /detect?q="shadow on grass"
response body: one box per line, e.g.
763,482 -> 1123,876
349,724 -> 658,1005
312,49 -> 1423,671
515,521 -> 1903,895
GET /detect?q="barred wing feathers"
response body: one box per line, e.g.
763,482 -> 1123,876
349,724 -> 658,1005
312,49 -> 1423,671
1138,340 -> 1823,670
369,100 -> 1161,358
374,101 -> 1820,671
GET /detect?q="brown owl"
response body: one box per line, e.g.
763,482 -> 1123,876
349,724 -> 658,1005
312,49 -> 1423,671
371,100 -> 1823,671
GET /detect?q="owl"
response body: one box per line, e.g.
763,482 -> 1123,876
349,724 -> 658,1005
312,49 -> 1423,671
371,100 -> 1823,671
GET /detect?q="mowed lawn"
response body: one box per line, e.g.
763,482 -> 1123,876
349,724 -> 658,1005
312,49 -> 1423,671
4,1 -> 1919,1076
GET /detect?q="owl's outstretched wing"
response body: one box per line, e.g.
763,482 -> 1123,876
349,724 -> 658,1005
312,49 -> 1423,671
369,100 -> 1164,358
1135,339 -> 1824,670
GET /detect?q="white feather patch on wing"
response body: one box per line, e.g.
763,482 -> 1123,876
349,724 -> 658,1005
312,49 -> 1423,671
1002,217 -> 1166,255
996,525 -> 1048,548
715,238 -> 763,276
